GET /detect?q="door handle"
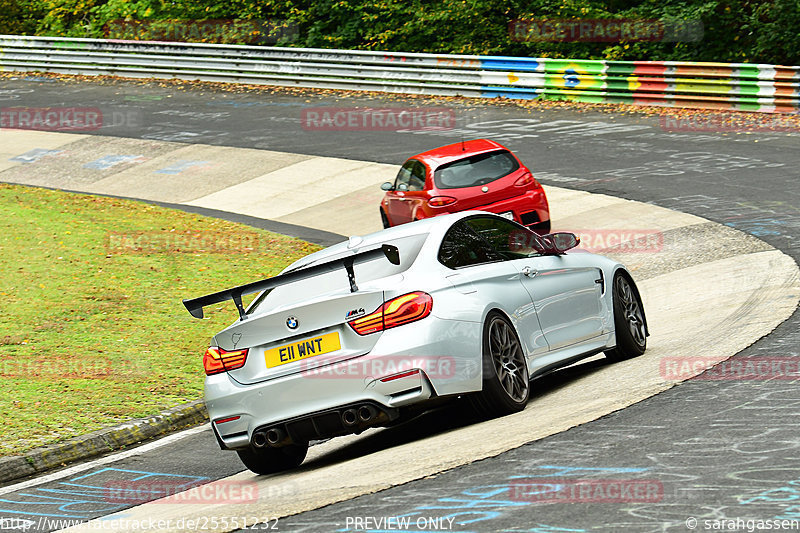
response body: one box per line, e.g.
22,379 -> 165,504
521,266 -> 538,278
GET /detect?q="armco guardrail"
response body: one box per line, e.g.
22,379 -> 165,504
1,35 -> 798,113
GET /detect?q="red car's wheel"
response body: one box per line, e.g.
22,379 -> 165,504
380,208 -> 391,229
531,220 -> 551,235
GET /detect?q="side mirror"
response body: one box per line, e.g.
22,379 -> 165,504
380,182 -> 394,191
548,232 -> 580,254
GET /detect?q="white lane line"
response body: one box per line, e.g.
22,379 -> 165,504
0,425 -> 210,496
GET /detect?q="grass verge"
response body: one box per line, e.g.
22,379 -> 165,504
0,184 -> 320,456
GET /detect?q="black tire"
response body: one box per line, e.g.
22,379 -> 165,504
605,273 -> 647,362
470,312 -> 530,417
236,442 -> 308,475
380,208 -> 391,229
532,219 -> 551,235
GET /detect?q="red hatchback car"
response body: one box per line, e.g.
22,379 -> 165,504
380,139 -> 550,233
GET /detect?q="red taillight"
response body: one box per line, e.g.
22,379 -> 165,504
203,346 -> 249,375
428,196 -> 457,207
514,172 -> 540,188
348,292 -> 433,336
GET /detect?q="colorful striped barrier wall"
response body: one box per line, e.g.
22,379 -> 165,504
1,35 -> 797,113
479,57 -> 799,112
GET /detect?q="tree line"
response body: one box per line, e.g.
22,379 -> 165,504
2,0 -> 798,65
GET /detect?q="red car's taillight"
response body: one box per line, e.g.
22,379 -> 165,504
203,346 -> 249,375
514,172 -> 541,188
428,196 -> 457,207
348,292 -> 433,335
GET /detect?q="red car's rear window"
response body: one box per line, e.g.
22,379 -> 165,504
433,150 -> 520,190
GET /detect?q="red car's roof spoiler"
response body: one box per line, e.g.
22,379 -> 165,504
182,244 -> 400,321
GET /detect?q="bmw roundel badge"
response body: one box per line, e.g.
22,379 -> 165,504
286,316 -> 298,329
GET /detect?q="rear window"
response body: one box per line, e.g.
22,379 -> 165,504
247,233 -> 429,314
433,150 -> 520,190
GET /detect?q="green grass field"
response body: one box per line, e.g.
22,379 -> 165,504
0,184 -> 320,456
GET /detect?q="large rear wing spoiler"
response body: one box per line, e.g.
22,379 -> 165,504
182,244 -> 400,321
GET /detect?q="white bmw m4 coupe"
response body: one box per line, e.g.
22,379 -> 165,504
183,211 -> 648,474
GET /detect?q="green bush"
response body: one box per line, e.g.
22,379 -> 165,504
2,0 -> 798,65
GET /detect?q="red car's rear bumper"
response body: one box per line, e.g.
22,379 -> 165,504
428,188 -> 550,230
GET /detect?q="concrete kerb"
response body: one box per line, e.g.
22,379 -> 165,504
0,400 -> 207,485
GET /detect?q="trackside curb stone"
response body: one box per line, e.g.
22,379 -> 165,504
0,400 -> 208,485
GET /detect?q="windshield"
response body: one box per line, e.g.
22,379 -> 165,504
433,150 -> 520,189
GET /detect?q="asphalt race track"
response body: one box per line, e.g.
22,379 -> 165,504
1,76 -> 799,533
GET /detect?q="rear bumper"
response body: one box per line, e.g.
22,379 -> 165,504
206,316 -> 481,450
210,384 -> 433,450
477,188 -> 550,227
427,188 -> 550,228
207,364 -> 435,450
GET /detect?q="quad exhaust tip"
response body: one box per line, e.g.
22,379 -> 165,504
252,430 -> 268,448
252,427 -> 286,448
343,404 -> 378,426
342,408 -> 359,427
266,427 -> 285,445
253,404 -> 384,447
358,405 -> 377,423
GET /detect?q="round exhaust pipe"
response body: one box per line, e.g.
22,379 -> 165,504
342,408 -> 358,427
252,430 -> 268,448
265,427 -> 285,446
358,405 -> 377,423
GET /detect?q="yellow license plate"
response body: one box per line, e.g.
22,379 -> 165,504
264,332 -> 341,368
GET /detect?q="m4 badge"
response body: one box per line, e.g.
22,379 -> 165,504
345,307 -> 366,320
